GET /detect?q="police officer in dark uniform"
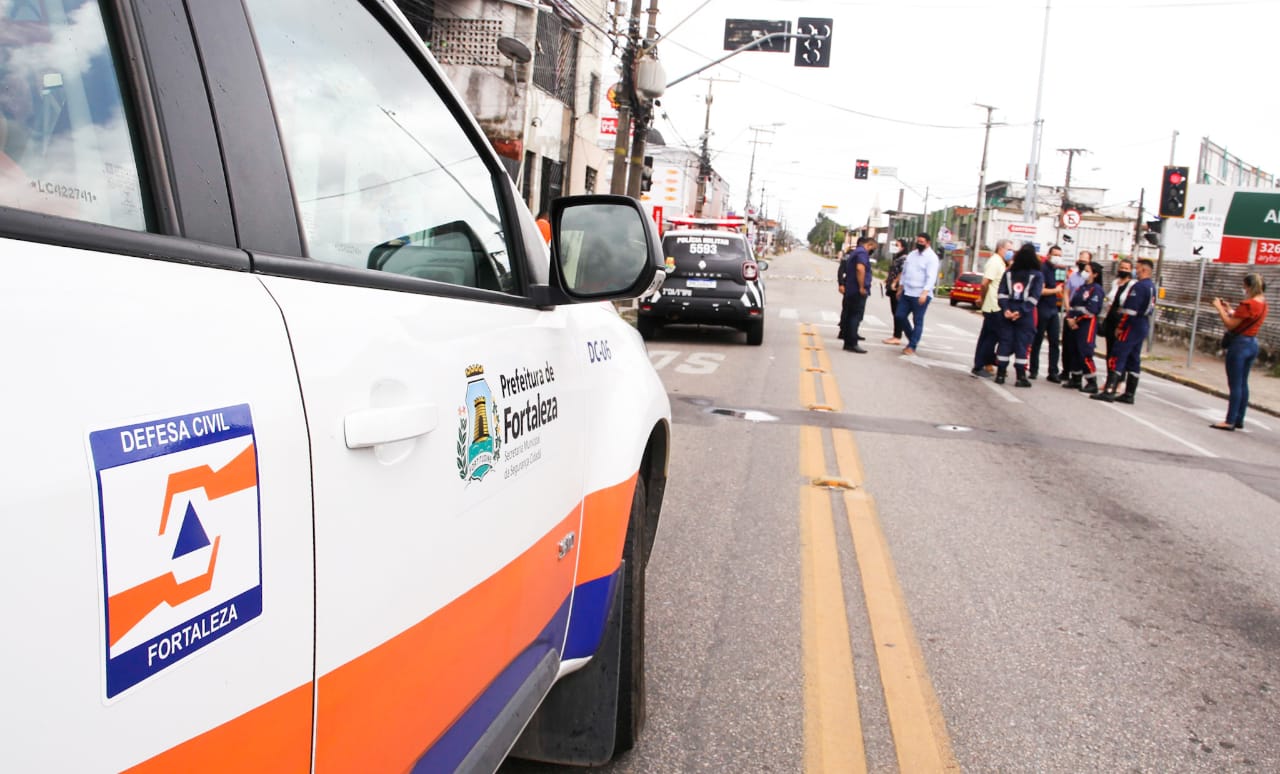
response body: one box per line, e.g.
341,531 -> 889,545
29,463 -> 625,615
1092,258 -> 1156,403
1062,260 -> 1105,393
837,237 -> 872,352
995,243 -> 1044,387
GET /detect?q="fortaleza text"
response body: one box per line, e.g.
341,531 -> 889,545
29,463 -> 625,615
503,393 -> 559,442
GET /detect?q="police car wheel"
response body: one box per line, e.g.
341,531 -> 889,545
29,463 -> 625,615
745,320 -> 764,346
636,316 -> 658,341
614,477 -> 648,752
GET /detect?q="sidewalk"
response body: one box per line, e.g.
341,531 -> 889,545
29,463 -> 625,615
1135,338 -> 1280,419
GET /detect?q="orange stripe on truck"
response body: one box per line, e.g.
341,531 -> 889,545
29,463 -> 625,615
315,507 -> 580,772
128,475 -> 640,772
575,474 -> 636,584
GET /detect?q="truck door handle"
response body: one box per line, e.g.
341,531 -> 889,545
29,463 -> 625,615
344,403 -> 437,449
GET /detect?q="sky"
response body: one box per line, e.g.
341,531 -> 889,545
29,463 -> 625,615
644,0 -> 1280,235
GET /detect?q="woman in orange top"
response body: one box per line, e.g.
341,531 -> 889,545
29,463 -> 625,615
1210,272 -> 1268,431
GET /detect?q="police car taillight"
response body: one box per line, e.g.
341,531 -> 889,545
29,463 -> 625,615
742,262 -> 759,282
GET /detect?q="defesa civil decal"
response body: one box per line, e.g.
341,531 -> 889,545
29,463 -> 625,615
457,362 -> 560,483
89,404 -> 262,698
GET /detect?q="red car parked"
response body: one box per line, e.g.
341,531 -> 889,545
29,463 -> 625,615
949,272 -> 984,307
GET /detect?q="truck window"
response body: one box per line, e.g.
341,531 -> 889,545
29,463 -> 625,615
243,0 -> 516,293
0,0 -> 148,229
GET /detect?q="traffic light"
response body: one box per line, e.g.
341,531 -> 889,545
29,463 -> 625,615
1158,165 -> 1189,218
641,155 -> 654,193
794,18 -> 832,67
1142,219 -> 1163,246
854,159 -> 869,180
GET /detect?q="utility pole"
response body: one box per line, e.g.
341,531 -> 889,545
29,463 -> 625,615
693,76 -> 733,217
971,103 -> 999,272
1025,0 -> 1051,224
609,0 -> 641,194
1131,187 -> 1144,257
1058,147 -> 1088,202
744,123 -> 780,215
625,0 -> 661,199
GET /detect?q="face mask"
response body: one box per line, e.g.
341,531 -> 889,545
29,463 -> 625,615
1081,272 -> 1092,284
916,243 -> 926,252
1077,262 -> 1087,271
1117,270 -> 1131,279
1004,249 -> 1014,261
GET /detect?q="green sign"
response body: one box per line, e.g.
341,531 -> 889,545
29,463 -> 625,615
1223,191 -> 1280,240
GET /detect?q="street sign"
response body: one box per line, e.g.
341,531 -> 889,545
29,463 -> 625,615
871,165 -> 897,177
723,19 -> 792,52
1007,223 -> 1037,236
1189,213 -> 1225,261
600,116 -> 618,135
1060,209 -> 1081,229
1255,238 -> 1280,265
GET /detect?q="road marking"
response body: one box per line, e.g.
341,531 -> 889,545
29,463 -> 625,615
820,310 -> 838,323
981,378 -> 1023,403
936,323 -> 970,336
780,308 -> 800,320
799,464 -> 867,773
647,350 -> 724,375
832,431 -> 958,774
797,323 -> 957,774
1103,403 -> 1218,458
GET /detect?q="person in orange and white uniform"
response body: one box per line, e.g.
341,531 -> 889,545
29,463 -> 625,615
1061,260 -> 1105,394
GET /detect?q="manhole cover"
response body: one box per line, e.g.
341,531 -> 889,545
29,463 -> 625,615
936,424 -> 972,432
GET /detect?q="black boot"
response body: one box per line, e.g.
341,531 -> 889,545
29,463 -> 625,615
1091,372 -> 1120,401
1014,366 -> 1032,388
995,366 -> 1007,385
1061,373 -> 1081,389
1115,374 -> 1139,404
1079,376 -> 1099,394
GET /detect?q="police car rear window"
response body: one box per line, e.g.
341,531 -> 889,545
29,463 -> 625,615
664,234 -> 747,271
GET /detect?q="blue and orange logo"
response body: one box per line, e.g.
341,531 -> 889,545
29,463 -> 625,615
90,404 -> 262,698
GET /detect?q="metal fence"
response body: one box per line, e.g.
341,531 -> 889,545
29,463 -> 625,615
1149,262 -> 1278,361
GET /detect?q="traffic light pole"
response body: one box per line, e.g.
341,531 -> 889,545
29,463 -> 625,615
625,0 -> 660,199
665,30 -> 827,89
1151,130 -> 1178,352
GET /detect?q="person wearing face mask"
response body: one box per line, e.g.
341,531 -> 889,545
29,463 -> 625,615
895,232 -> 940,356
1062,260 -> 1105,393
994,243 -> 1043,386
1060,250 -> 1092,387
882,238 -> 910,345
970,239 -> 1013,378
1100,258 -> 1134,383
1029,244 -> 1065,382
1092,258 -> 1156,403
1210,273 -> 1269,431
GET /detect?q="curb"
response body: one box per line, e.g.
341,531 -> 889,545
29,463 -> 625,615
1140,365 -> 1280,420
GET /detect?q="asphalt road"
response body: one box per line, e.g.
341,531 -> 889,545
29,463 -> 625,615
505,247 -> 1280,773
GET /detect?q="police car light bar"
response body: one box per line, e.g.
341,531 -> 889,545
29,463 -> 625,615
668,216 -> 747,230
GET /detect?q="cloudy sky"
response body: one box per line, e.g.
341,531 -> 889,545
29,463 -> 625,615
646,0 -> 1278,234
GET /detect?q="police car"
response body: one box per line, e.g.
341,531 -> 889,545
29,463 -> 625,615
637,218 -> 768,345
0,1 -> 671,771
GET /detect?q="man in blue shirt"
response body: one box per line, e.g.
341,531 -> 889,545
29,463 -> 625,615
1029,244 -> 1064,381
895,232 -> 940,356
837,237 -> 873,352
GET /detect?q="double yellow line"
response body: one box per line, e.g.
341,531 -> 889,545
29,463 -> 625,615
797,323 -> 958,773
